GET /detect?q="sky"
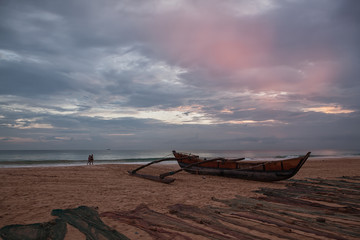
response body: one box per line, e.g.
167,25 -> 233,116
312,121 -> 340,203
0,0 -> 359,151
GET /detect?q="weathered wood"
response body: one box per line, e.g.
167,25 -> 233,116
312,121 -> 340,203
128,157 -> 176,174
127,171 -> 175,184
172,151 -> 311,181
159,157 -> 226,179
127,157 -> 178,183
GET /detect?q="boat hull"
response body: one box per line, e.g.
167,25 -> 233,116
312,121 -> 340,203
173,151 -> 311,182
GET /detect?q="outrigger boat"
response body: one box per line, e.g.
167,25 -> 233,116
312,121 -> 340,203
172,151 -> 311,182
128,150 -> 311,183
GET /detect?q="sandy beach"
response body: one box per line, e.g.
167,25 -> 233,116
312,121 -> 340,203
1,157 -> 359,239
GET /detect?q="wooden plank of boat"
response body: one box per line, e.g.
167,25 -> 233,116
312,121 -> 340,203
159,157 -> 231,179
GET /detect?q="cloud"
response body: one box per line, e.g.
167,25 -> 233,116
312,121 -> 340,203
303,105 -> 355,115
0,0 -> 359,150
3,118 -> 54,129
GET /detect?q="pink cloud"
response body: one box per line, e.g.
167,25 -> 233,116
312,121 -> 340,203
144,2 -> 342,95
147,4 -> 273,72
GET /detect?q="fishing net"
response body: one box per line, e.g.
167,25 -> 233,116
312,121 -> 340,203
0,206 -> 129,240
51,206 -> 129,240
0,218 -> 66,240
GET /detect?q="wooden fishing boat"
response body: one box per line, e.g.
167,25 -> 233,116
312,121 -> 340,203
128,151 -> 311,183
172,151 -> 311,182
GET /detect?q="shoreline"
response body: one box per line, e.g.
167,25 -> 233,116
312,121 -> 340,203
1,157 -> 359,239
1,155 -> 359,169
0,161 -> 179,169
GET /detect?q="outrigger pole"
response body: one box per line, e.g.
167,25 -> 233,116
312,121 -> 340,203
128,156 -> 245,184
129,157 -> 176,174
128,157 -> 177,183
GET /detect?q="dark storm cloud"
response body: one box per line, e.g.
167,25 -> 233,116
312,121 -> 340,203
0,0 -> 359,150
0,60 -> 73,96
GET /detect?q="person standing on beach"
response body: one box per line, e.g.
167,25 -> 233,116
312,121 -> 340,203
87,154 -> 94,165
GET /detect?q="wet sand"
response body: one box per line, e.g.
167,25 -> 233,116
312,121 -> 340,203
0,157 -> 359,239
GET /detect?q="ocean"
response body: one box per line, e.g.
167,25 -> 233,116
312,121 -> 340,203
0,149 -> 358,168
